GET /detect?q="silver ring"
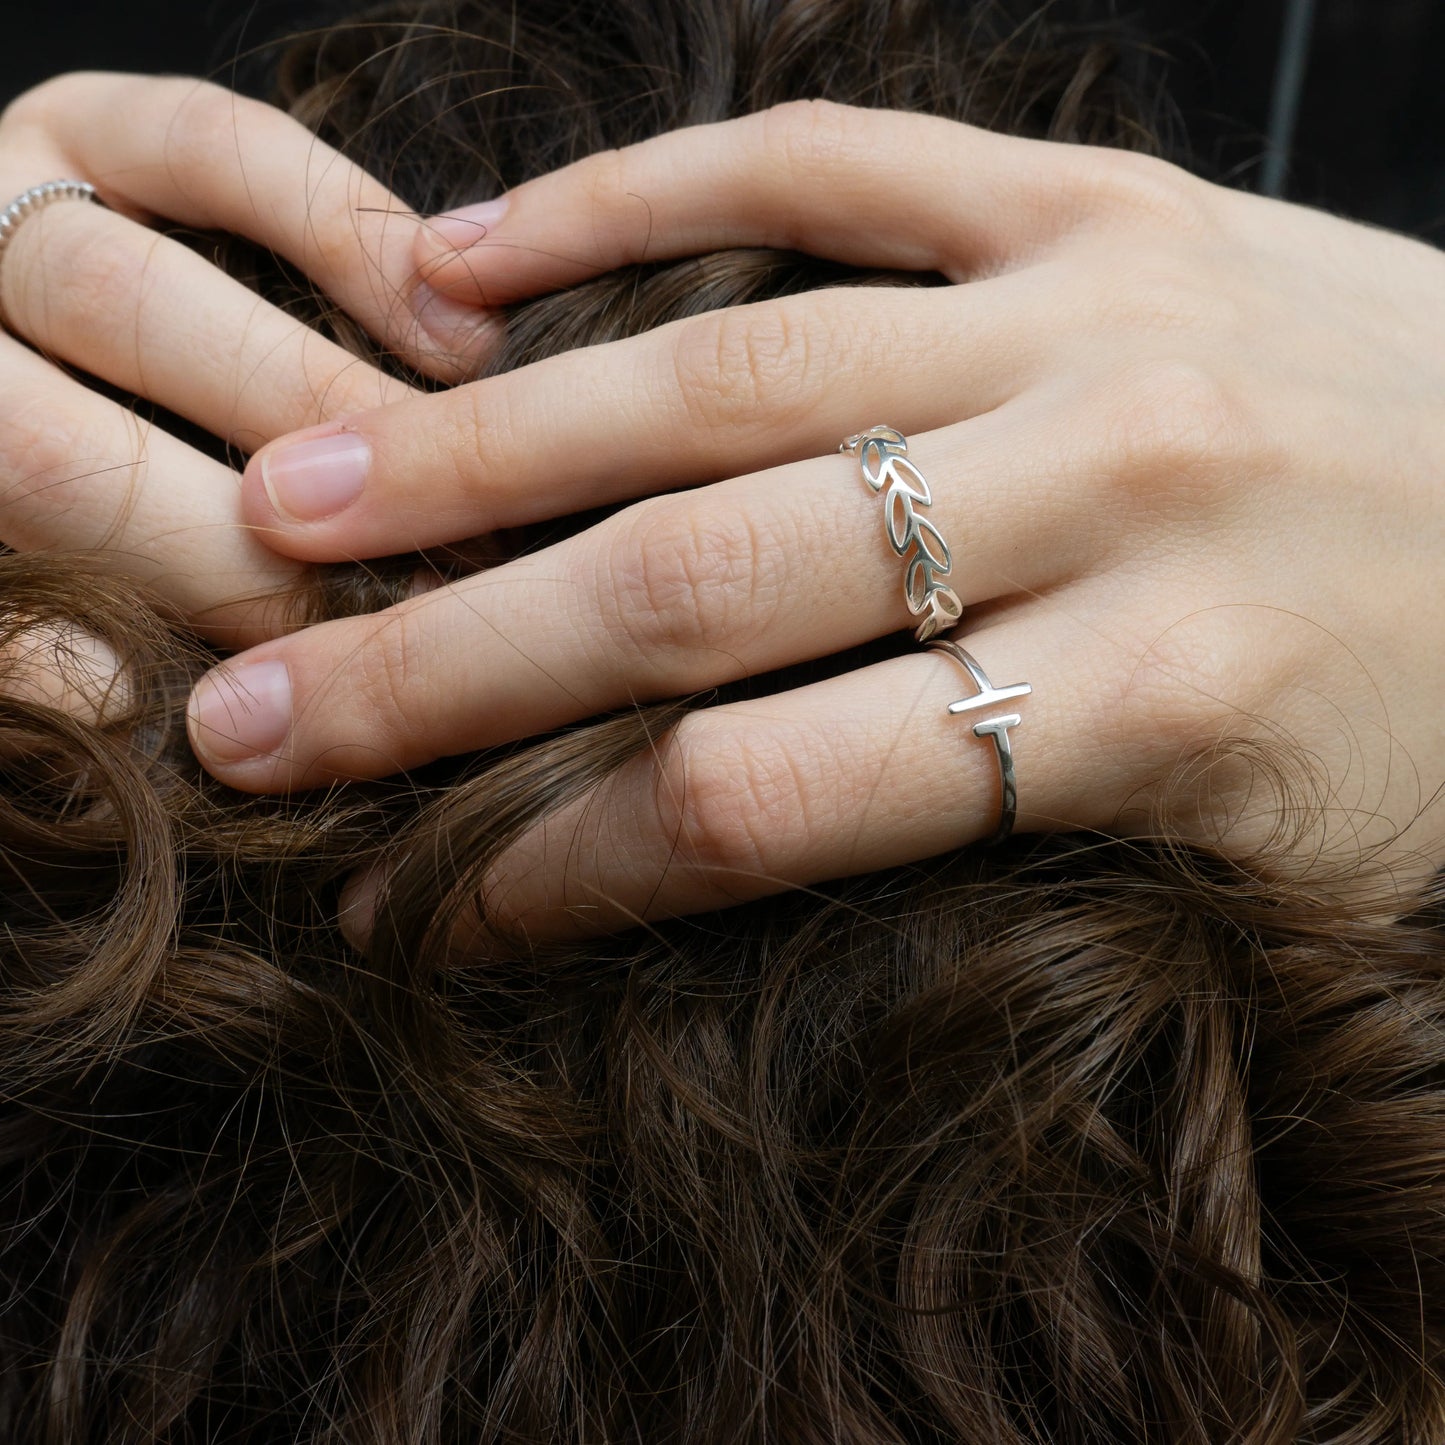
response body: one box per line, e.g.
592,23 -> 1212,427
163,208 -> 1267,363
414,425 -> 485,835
840,425 -> 963,643
0,180 -> 101,329
928,639 -> 1031,844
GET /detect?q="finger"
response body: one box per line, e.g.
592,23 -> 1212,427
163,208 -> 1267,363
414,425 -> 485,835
411,101 -> 1185,304
0,198 -> 414,449
361,620 -> 1111,946
0,332 -> 310,648
241,273 -> 1060,558
3,73 -> 497,378
0,622 -> 126,726
186,396 -> 1115,789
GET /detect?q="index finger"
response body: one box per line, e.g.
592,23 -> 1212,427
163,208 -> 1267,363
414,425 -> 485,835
411,101 -> 1185,305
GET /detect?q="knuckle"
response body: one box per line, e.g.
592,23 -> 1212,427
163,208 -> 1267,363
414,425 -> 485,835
578,145 -> 631,217
304,188 -> 374,286
161,82 -> 312,222
759,98 -> 859,183
0,71 -> 98,133
445,386 -> 494,474
437,385 -> 526,525
1121,620 -> 1254,763
599,497 -> 769,665
659,724 -> 799,879
9,212 -> 149,337
163,80 -> 258,167
1073,147 -> 1212,233
348,617 -> 426,753
671,299 -> 813,433
0,390 -> 144,532
1122,639 -> 1208,751
1103,359 -> 1267,501
0,384 -> 75,493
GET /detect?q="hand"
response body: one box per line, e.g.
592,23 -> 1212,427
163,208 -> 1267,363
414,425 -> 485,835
0,70 -> 492,670
186,102 -> 1445,938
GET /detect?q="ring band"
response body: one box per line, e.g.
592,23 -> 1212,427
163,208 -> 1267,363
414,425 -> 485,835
840,425 -> 963,643
0,180 -> 101,329
928,639 -> 1031,844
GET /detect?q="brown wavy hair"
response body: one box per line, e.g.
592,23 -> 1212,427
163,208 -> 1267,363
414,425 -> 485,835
3,1 -> 1444,1441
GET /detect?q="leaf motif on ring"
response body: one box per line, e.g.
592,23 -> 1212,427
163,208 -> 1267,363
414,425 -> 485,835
915,590 -> 963,642
843,426 -> 962,642
904,553 -> 945,610
884,461 -> 932,554
911,587 -> 963,642
932,587 -> 964,626
911,514 -> 952,573
858,433 -> 902,491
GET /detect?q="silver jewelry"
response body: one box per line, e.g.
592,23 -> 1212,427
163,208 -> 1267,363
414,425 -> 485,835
0,180 -> 101,328
928,639 -> 1031,844
840,425 -> 963,643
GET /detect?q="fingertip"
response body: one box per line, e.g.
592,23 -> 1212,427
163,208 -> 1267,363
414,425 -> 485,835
406,281 -> 504,372
186,657 -> 293,778
255,426 -> 370,527
242,421 -> 383,561
413,244 -> 502,306
0,625 -> 129,725
411,198 -> 511,306
416,197 -> 510,257
338,864 -> 382,951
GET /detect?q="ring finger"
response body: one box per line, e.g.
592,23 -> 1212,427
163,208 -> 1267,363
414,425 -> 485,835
357,615 -> 1122,945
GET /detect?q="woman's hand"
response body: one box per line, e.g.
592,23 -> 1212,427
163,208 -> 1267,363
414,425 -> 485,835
186,102 -> 1445,937
0,71 -> 489,657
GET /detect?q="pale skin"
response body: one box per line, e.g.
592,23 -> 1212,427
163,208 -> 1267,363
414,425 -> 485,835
2,80 -> 1443,944
0,72 -> 481,649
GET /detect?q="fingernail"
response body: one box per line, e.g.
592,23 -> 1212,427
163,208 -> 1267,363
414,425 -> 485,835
421,197 -> 510,254
260,429 -> 370,523
188,659 -> 292,766
408,281 -> 501,355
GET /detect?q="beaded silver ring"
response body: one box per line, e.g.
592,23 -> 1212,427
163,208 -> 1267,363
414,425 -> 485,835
0,180 -> 101,328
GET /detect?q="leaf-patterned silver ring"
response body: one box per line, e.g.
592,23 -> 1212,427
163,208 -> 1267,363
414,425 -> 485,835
839,425 -> 963,643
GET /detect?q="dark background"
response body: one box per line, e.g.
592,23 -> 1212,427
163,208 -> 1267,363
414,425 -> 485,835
1,0 -> 1443,238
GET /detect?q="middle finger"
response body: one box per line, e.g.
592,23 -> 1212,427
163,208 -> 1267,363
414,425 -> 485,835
237,271 -> 1062,558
